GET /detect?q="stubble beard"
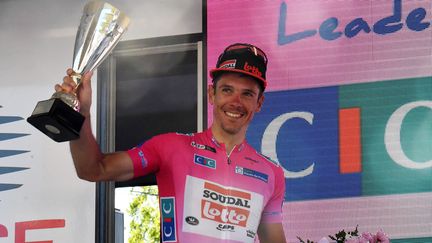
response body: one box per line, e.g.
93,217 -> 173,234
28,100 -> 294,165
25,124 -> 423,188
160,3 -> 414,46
221,123 -> 241,135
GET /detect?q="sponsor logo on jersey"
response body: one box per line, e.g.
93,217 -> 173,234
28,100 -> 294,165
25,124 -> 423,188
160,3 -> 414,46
219,59 -> 236,69
191,141 -> 216,153
235,166 -> 269,183
194,154 -> 216,169
216,224 -> 235,232
161,197 -> 176,242
201,182 -> 251,227
183,176 -> 264,241
138,150 -> 147,168
185,216 -> 199,226
246,230 -> 256,238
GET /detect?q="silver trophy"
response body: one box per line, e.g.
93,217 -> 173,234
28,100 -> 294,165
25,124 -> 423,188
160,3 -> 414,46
28,1 -> 130,142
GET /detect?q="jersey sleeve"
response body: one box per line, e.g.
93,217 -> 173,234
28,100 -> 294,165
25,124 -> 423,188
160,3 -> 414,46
260,165 -> 286,223
127,134 -> 168,178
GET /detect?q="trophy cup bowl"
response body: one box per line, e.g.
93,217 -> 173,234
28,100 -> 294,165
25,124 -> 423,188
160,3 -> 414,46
27,1 -> 130,142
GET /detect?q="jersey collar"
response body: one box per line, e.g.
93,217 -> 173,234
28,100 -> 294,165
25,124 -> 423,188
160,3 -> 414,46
204,128 -> 246,152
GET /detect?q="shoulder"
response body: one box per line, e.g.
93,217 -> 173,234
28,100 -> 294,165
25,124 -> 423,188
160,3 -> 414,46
253,150 -> 281,168
141,131 -> 211,152
151,131 -> 195,143
243,143 -> 282,169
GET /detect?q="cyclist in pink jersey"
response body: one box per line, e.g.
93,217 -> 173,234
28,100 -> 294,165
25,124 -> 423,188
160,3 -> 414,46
57,43 -> 287,242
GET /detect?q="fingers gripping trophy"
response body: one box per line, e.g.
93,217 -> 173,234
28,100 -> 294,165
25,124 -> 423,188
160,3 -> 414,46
27,1 -> 130,142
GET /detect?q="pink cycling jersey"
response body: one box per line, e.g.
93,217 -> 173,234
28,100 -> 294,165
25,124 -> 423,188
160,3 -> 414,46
127,128 -> 285,243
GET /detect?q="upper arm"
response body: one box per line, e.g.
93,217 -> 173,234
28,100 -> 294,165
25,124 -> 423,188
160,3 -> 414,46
257,222 -> 287,243
99,151 -> 135,181
96,132 -> 174,181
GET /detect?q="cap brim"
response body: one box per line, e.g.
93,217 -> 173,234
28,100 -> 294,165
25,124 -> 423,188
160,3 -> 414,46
209,68 -> 267,89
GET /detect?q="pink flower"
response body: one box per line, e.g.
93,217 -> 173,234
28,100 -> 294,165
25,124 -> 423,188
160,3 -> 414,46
360,232 -> 375,242
302,227 -> 390,243
376,229 -> 390,243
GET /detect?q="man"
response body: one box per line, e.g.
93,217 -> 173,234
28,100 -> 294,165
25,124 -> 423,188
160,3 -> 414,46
58,43 -> 287,243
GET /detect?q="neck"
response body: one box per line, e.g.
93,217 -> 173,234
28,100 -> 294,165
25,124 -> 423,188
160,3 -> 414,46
211,125 -> 246,152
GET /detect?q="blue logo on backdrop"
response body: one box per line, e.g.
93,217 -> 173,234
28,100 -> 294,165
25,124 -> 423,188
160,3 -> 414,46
0,116 -> 30,193
246,88 -> 361,201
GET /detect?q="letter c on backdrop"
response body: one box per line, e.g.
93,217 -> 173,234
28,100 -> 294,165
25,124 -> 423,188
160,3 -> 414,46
385,101 -> 432,169
262,112 -> 315,178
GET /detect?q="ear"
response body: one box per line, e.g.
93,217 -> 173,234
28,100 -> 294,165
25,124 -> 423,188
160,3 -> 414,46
255,95 -> 264,112
208,84 -> 215,105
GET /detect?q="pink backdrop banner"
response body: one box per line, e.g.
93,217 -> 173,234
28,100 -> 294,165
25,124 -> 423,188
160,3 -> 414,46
208,0 -> 432,91
207,1 -> 432,241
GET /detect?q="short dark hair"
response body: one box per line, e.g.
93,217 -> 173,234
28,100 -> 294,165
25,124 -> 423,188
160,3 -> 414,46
212,72 -> 264,97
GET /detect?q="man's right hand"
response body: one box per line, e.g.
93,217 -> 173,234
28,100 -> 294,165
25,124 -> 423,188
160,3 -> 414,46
55,68 -> 93,117
59,68 -> 135,182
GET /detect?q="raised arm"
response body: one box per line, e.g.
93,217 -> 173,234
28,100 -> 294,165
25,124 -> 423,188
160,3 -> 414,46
57,69 -> 134,182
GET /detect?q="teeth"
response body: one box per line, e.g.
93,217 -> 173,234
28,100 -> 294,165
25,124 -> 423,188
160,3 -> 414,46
225,111 -> 241,118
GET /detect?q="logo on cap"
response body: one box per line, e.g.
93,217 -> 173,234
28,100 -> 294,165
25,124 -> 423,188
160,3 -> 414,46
243,62 -> 262,78
219,59 -> 236,69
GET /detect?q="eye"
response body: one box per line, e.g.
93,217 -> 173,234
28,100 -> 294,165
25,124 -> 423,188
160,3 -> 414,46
243,91 -> 255,98
221,87 -> 233,93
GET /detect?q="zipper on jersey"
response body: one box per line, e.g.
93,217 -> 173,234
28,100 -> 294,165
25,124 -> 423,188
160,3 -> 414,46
227,146 -> 235,165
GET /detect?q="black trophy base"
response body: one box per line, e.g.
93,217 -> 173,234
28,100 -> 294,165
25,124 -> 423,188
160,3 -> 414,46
27,98 -> 85,142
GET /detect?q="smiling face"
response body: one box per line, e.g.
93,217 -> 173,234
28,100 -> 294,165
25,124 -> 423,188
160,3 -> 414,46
209,72 -> 264,139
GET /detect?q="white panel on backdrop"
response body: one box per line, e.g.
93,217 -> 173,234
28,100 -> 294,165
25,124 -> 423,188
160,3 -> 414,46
0,0 -> 201,242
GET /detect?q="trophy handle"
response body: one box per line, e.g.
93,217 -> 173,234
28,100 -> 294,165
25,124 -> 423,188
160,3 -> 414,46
51,91 -> 80,112
71,73 -> 82,86
51,72 -> 83,112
